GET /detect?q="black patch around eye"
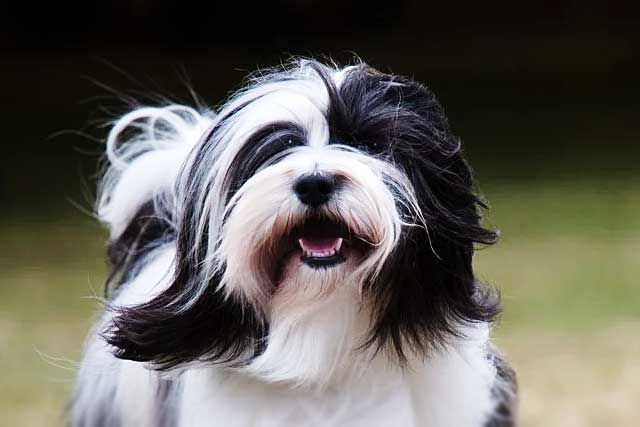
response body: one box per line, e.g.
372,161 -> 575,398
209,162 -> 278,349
355,140 -> 385,153
308,62 -> 500,363
328,137 -> 385,154
225,121 -> 306,200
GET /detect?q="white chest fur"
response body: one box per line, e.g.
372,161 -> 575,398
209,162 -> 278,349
72,249 -> 498,427
176,328 -> 496,427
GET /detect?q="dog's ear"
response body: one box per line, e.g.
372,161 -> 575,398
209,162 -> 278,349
353,70 -> 500,361
103,136 -> 268,370
103,265 -> 266,370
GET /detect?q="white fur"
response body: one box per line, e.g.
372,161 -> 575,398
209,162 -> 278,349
70,249 -> 176,426
98,105 -> 214,238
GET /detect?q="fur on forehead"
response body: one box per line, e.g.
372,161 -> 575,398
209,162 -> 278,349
103,59 -> 499,373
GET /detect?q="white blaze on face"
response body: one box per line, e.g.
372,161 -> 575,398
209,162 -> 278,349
218,142 -> 411,385
217,144 -> 405,305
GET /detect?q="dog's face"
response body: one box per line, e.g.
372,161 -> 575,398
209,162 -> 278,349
106,61 -> 498,386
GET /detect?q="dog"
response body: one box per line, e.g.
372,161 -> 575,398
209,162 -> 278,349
70,59 -> 517,426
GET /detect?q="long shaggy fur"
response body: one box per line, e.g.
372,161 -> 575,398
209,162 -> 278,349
70,59 -> 517,427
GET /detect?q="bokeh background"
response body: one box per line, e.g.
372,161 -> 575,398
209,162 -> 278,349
2,1 -> 639,425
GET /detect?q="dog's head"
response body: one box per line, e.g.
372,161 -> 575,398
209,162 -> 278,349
105,60 -> 498,386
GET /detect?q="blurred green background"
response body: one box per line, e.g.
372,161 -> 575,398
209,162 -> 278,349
2,1 -> 639,426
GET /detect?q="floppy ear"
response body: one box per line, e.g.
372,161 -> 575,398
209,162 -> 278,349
103,137 -> 267,371
355,72 -> 500,361
104,266 -> 266,370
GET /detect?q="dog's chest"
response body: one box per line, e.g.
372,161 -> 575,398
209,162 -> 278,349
176,352 -> 496,427
177,370 -> 412,427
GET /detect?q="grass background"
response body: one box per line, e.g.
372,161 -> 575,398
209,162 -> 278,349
2,176 -> 639,426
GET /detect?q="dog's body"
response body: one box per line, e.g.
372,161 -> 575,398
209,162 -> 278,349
70,60 -> 516,426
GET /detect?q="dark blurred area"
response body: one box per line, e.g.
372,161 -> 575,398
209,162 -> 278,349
2,0 -> 639,216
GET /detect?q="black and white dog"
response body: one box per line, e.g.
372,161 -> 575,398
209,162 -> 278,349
70,59 -> 517,426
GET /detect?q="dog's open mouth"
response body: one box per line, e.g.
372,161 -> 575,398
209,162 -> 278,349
266,216 -> 371,284
297,219 -> 347,268
289,217 -> 359,269
298,237 -> 343,263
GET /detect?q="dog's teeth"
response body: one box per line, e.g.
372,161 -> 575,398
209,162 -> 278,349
299,238 -> 343,259
308,250 -> 334,258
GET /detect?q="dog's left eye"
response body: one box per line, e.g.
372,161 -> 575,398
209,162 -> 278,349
356,140 -> 384,154
329,136 -> 384,154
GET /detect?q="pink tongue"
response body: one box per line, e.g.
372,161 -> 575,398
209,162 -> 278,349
299,238 -> 339,252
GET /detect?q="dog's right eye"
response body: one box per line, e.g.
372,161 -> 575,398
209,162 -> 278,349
266,134 -> 304,158
274,135 -> 302,149
225,123 -> 306,198
247,123 -> 306,161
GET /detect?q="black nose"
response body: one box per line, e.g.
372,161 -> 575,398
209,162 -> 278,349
293,174 -> 336,207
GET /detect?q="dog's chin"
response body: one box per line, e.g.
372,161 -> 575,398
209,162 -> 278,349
247,216 -> 377,386
243,215 -> 378,386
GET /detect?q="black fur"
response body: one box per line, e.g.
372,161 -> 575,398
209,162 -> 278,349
315,63 -> 500,360
103,60 -> 499,370
224,121 -> 306,202
105,200 -> 174,297
485,346 -> 518,427
103,250 -> 267,369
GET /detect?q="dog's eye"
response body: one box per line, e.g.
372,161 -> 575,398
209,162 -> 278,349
356,140 -> 384,154
260,134 -> 304,163
272,135 -> 302,150
329,136 -> 384,154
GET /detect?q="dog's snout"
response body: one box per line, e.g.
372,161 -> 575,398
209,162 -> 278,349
294,174 -> 336,207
